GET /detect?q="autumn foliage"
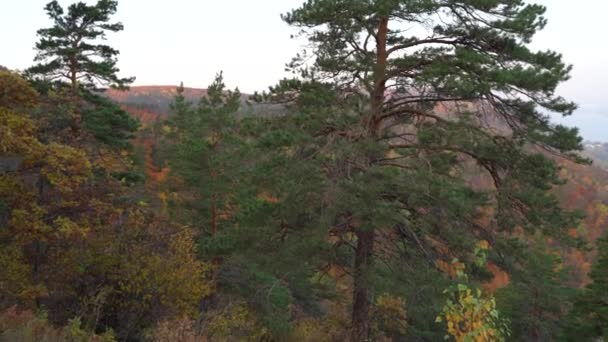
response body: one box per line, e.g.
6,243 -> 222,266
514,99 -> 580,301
0,69 -> 210,340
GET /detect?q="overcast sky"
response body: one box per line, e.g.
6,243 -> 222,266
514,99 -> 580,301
2,0 -> 607,141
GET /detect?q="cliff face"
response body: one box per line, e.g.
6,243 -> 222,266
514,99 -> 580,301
584,142 -> 608,170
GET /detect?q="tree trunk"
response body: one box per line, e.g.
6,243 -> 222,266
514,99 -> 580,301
370,16 -> 389,136
69,53 -> 78,93
351,229 -> 375,342
350,15 -> 389,342
210,166 -> 219,237
69,37 -> 81,93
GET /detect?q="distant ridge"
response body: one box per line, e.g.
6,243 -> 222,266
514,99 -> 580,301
583,141 -> 608,170
105,85 -> 281,118
105,86 -> 210,116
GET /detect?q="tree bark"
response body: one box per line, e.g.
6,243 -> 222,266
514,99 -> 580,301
370,16 -> 389,137
350,15 -> 389,342
351,229 -> 375,342
69,37 -> 81,93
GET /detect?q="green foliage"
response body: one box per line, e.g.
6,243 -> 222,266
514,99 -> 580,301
496,239 -> 575,341
219,263 -> 293,335
81,92 -> 140,148
0,307 -> 115,342
269,0 -> 586,339
166,74 -> 243,233
164,74 -> 328,337
563,234 -> 608,340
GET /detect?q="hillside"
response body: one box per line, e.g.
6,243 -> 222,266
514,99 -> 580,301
105,86 -> 283,122
554,158 -> 608,284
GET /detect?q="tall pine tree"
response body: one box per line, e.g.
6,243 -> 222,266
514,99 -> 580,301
253,0 -> 587,339
27,0 -> 134,92
167,73 -> 242,239
26,0 -> 138,150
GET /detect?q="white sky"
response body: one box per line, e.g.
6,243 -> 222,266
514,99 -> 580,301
1,0 -> 607,140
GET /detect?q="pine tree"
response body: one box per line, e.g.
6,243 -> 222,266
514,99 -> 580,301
165,77 -> 337,336
80,90 -> 139,148
26,0 -> 139,150
254,1 -> 587,339
497,239 -> 575,341
26,0 -> 134,92
167,73 -> 242,238
564,234 -> 608,340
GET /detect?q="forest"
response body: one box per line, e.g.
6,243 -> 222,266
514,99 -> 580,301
1,0 -> 607,341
